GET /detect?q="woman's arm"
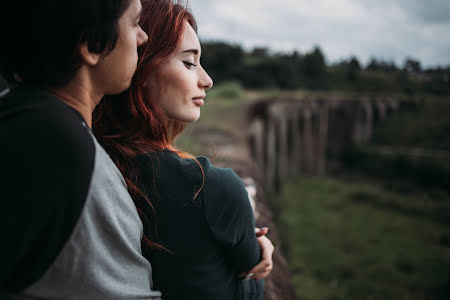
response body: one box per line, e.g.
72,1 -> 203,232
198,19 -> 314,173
201,160 -> 263,272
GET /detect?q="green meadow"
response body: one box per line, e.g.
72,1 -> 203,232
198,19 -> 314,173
271,176 -> 450,300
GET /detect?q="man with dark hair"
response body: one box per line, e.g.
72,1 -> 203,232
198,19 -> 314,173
0,0 -> 162,299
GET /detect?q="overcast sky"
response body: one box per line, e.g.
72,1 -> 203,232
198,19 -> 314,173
188,0 -> 450,68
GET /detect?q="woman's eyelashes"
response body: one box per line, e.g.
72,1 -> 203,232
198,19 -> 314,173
183,61 -> 197,69
134,17 -> 141,27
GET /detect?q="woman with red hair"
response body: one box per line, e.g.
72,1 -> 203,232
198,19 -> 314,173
94,0 -> 273,299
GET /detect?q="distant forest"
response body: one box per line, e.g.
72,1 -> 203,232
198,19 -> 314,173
200,41 -> 450,95
1,42 -> 449,95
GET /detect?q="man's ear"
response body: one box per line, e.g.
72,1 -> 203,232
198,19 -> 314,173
79,43 -> 101,66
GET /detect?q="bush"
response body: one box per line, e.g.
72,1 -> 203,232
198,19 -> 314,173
207,81 -> 243,100
341,146 -> 450,192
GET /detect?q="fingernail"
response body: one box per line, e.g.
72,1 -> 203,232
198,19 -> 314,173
261,227 -> 269,231
245,272 -> 254,280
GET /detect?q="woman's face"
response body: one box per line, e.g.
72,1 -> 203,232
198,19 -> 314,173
146,21 -> 213,123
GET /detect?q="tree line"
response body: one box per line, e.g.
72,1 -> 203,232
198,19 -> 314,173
200,41 -> 450,95
1,42 -> 449,95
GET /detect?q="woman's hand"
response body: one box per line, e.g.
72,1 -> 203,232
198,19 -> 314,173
239,228 -> 274,280
255,227 -> 268,237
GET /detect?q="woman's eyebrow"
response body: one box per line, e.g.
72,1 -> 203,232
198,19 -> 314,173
181,49 -> 199,55
135,6 -> 142,20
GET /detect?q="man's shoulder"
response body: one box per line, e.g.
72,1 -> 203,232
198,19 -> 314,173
0,86 -> 96,169
0,86 -> 97,292
1,87 -> 91,142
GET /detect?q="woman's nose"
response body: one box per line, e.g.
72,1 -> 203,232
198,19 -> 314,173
199,67 -> 213,90
137,26 -> 148,46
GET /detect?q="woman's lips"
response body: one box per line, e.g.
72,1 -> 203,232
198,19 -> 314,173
192,98 -> 204,106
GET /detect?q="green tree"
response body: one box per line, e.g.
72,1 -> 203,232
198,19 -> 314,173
403,58 -> 422,73
200,42 -> 244,83
302,46 -> 327,89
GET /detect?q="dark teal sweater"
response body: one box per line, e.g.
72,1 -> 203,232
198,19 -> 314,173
138,150 -> 261,300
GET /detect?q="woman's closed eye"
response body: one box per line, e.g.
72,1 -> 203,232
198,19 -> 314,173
183,61 -> 197,69
134,17 -> 141,27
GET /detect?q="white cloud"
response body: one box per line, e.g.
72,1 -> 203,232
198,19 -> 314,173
188,0 -> 450,67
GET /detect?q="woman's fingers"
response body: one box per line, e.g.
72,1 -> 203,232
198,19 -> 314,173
238,234 -> 274,280
255,227 -> 269,237
245,236 -> 274,280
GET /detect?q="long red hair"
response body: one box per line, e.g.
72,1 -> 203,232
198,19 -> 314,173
93,0 -> 201,249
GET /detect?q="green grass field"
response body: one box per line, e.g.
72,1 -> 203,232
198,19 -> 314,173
271,176 -> 450,300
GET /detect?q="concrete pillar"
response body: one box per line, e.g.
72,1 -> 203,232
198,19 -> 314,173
375,101 -> 387,124
352,102 -> 365,146
272,103 -> 290,181
248,118 -> 265,174
362,100 -> 373,143
316,101 -> 329,175
265,116 -> 277,192
301,107 -> 315,173
288,104 -> 302,177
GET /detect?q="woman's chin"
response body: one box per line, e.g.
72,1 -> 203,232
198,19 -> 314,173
186,110 -> 201,122
194,111 -> 201,121
174,113 -> 200,123
189,114 -> 200,122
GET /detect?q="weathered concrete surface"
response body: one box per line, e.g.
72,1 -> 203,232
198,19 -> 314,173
248,96 -> 405,192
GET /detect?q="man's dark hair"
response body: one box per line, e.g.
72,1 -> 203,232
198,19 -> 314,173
0,0 -> 131,87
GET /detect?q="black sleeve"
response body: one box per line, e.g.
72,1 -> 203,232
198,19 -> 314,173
200,158 -> 261,272
0,97 -> 95,292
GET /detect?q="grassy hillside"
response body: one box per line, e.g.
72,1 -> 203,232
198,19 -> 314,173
274,95 -> 450,300
371,97 -> 450,150
271,176 -> 450,300
341,96 -> 450,194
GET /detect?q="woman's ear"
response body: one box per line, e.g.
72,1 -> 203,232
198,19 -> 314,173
78,43 -> 101,66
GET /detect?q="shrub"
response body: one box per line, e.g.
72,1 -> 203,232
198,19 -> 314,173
207,81 -> 243,100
